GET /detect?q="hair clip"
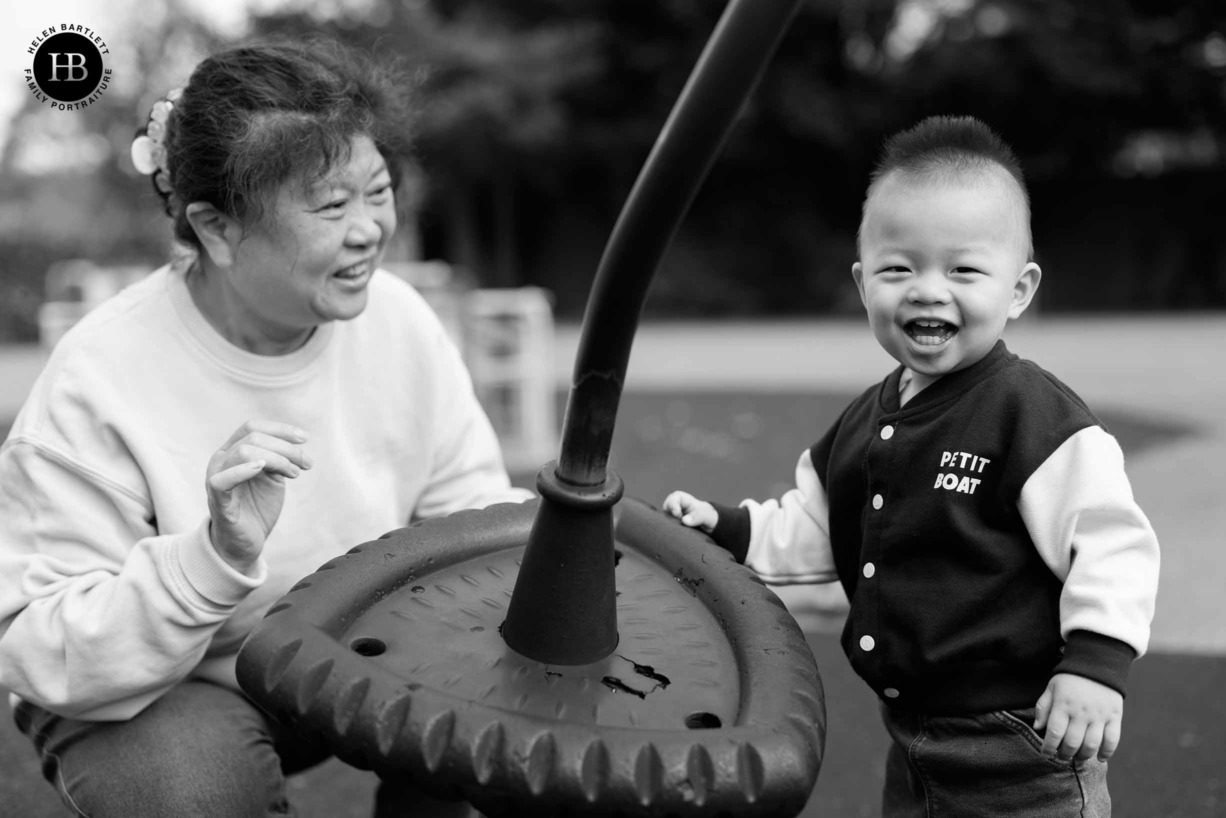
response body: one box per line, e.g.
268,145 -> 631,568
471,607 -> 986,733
130,88 -> 183,180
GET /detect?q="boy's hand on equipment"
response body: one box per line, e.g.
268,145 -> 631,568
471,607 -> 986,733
662,491 -> 719,533
1034,672 -> 1124,762
206,420 -> 312,574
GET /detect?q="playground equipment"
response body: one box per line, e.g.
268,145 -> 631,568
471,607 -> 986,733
236,1 -> 823,815
462,286 -> 557,473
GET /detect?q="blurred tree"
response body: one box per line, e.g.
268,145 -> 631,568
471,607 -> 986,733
851,0 -> 1226,310
257,0 -> 1221,314
248,0 -> 869,310
832,0 -> 1226,176
2,0 -> 1224,344
252,1 -> 607,288
0,0 -> 225,342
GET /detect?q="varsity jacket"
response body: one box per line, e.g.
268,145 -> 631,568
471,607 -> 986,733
710,341 -> 1159,715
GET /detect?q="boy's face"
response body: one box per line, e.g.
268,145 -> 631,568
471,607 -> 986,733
853,168 -> 1040,388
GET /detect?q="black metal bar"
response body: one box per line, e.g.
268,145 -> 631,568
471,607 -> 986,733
555,0 -> 805,487
502,0 -> 803,665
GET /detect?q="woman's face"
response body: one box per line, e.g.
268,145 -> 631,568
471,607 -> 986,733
222,134 -> 397,350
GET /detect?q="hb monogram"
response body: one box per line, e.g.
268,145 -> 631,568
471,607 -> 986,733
47,53 -> 90,82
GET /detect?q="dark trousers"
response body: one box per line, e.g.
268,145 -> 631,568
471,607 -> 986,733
14,680 -> 473,818
881,704 -> 1110,817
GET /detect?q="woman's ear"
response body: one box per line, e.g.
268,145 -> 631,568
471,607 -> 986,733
185,203 -> 239,268
1008,262 -> 1042,320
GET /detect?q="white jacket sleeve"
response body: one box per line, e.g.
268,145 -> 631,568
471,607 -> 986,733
743,449 -> 839,585
1018,426 -> 1160,658
0,439 -> 265,720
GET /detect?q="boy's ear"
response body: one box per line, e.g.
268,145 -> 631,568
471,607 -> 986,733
1008,262 -> 1042,319
184,202 -> 240,268
852,262 -> 867,307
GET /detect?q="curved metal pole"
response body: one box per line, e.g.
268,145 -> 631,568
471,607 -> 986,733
556,0 -> 805,487
502,0 -> 803,665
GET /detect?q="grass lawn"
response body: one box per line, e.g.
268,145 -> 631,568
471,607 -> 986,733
1,389 -> 1220,817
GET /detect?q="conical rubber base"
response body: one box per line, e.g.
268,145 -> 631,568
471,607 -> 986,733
501,464 -> 623,665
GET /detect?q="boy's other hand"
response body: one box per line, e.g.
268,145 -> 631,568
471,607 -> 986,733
662,491 -> 719,533
1034,673 -> 1124,762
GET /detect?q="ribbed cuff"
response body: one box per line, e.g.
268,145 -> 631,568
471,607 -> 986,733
174,519 -> 267,610
709,503 -> 752,563
1053,629 -> 1137,696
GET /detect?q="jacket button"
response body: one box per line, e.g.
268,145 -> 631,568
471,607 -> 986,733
880,425 -> 894,440
859,635 -> 875,651
863,562 -> 876,578
872,494 -> 883,510
884,687 -> 900,699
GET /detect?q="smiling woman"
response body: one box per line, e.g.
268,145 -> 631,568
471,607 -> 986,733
185,134 -> 397,353
152,40 -> 414,354
0,37 -> 529,818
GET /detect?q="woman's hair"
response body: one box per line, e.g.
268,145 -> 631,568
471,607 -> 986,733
154,38 -> 416,249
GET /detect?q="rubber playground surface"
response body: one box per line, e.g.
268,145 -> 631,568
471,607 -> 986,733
1,314 -> 1222,816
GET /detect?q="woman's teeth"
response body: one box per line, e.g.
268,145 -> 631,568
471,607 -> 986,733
334,263 -> 367,279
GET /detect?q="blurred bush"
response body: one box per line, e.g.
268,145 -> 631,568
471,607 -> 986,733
0,240 -> 54,344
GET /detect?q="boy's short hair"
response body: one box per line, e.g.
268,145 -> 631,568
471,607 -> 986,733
861,115 -> 1033,259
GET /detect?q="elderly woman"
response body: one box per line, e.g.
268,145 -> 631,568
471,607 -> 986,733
0,39 -> 529,817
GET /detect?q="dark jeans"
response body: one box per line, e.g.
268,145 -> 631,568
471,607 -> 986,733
13,680 -> 472,818
881,704 -> 1110,817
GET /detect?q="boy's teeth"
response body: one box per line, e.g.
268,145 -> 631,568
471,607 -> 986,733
906,320 -> 956,345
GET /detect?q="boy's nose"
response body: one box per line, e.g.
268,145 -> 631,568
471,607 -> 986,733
907,272 -> 952,304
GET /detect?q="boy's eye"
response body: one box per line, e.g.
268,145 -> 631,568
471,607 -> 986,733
952,267 -> 982,275
880,265 -> 911,274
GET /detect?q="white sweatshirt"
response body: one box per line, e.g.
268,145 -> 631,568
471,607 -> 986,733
0,263 -> 531,720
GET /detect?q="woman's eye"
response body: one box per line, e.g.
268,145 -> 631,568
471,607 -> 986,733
318,198 -> 347,213
367,184 -> 392,202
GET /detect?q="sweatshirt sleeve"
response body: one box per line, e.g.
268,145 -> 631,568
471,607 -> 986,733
721,449 -> 838,585
1017,425 -> 1160,694
411,327 -> 533,519
0,438 -> 265,720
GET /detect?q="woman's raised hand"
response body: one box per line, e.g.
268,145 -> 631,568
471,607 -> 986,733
206,421 -> 312,573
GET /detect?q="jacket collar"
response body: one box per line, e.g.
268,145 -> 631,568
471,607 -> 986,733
878,339 -> 1015,415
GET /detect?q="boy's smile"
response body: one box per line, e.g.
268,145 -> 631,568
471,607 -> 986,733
905,318 -> 958,347
853,167 -> 1040,398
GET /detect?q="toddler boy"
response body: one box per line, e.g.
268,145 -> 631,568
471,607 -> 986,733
664,115 -> 1159,817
